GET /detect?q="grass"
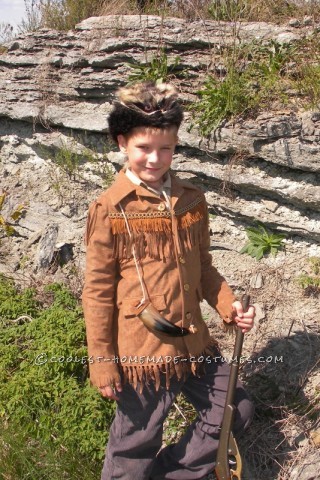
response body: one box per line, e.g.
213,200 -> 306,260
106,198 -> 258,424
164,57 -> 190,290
0,421 -> 101,480
0,277 -> 116,478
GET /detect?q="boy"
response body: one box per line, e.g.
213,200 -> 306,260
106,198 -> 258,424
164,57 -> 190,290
82,81 -> 255,480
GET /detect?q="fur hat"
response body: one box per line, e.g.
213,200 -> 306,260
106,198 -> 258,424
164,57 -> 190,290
108,81 -> 184,143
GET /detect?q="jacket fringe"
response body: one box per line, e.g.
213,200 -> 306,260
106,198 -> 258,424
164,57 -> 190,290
109,200 -> 206,260
120,338 -> 220,393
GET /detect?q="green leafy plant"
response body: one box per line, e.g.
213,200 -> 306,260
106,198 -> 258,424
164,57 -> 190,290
251,40 -> 294,78
240,221 -> 286,260
0,193 -> 26,237
128,49 -> 181,84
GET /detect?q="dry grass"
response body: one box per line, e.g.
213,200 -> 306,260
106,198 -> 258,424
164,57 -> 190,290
99,0 -> 320,23
22,0 -> 320,31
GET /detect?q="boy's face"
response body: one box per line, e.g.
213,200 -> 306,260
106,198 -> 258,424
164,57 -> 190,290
117,127 -> 178,190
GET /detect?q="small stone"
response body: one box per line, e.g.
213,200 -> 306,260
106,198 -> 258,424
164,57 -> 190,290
294,432 -> 308,448
41,183 -> 51,193
290,454 -> 320,480
261,200 -> 279,212
250,272 -> 263,289
61,205 -> 72,217
303,16 -> 313,26
25,230 -> 42,248
252,303 -> 265,323
107,151 -> 127,167
289,18 -> 301,28
310,429 -> 320,447
8,41 -> 20,51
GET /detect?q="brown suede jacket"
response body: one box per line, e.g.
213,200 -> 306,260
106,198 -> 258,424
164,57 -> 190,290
82,169 -> 236,391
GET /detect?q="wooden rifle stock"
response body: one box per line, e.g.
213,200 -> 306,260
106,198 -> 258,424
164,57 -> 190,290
215,294 -> 251,480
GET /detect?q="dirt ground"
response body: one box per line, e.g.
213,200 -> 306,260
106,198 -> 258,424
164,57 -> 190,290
194,216 -> 320,480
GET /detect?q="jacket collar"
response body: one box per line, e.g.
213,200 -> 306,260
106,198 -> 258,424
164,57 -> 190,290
108,169 -> 199,208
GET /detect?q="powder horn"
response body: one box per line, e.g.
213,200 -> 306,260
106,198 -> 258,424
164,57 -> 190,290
136,301 -> 195,337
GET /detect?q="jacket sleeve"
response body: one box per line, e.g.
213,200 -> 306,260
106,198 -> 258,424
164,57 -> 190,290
82,199 -> 121,388
199,199 -> 236,325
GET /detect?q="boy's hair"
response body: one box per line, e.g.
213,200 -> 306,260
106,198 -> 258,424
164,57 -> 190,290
108,81 -> 183,143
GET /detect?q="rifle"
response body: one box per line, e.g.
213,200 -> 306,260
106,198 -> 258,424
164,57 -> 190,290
215,294 -> 251,480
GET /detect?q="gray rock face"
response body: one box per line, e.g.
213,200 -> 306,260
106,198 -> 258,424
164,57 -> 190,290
35,223 -> 59,270
0,14 -> 320,274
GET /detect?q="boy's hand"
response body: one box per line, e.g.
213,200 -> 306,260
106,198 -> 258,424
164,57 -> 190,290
232,300 -> 255,333
99,382 -> 122,401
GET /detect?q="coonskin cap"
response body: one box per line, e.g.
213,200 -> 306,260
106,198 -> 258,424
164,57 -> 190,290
108,81 -> 184,143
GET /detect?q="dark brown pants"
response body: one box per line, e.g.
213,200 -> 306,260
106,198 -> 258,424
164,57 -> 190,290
101,357 -> 254,480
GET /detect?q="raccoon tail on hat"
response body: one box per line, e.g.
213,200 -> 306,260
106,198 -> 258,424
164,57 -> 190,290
108,81 -> 184,143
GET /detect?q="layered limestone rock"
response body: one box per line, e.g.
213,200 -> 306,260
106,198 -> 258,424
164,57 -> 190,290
0,14 -> 320,274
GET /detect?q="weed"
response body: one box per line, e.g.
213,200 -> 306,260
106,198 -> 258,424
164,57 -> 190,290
18,255 -> 30,270
297,64 -> 320,108
87,154 -> 115,188
163,393 -> 197,445
128,49 -> 181,84
54,144 -> 83,179
0,192 -> 26,238
191,38 -> 299,135
19,0 -> 42,33
309,257 -> 320,275
208,0 -> 319,22
296,257 -> 320,297
252,40 -> 294,77
240,221 -> 286,260
208,0 -> 250,21
192,65 -> 253,135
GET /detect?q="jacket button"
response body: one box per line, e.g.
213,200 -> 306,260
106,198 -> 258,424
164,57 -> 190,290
185,312 -> 192,320
179,256 -> 186,264
183,283 -> 190,292
158,203 -> 166,211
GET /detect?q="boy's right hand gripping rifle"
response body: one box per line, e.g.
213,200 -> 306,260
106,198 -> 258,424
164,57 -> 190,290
215,294 -> 250,480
